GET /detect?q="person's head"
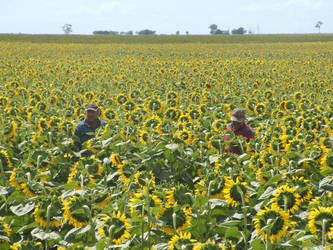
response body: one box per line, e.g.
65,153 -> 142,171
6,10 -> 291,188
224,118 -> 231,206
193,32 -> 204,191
85,103 -> 100,122
230,108 -> 246,130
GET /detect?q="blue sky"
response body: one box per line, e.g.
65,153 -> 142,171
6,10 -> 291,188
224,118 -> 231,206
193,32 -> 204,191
0,0 -> 332,34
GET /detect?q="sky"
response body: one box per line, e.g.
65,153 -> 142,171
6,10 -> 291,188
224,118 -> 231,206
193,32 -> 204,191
0,0 -> 332,35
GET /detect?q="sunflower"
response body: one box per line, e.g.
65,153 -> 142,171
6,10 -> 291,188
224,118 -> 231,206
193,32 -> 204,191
0,150 -> 13,172
110,153 -> 122,167
254,102 -> 267,116
320,137 -> 332,151
147,98 -> 164,113
124,100 -> 136,112
212,119 -> 227,133
36,101 -> 48,112
302,117 -> 318,130
97,211 -> 131,245
308,206 -> 333,240
139,130 -> 149,144
178,114 -> 191,124
223,177 -> 249,207
166,184 -> 193,206
207,175 -> 226,199
130,89 -> 142,100
37,118 -> 48,131
130,108 -> 145,124
290,176 -> 313,203
320,152 -> 333,172
176,129 -> 192,144
21,183 -> 39,197
117,161 -> 133,184
129,192 -> 162,217
134,170 -> 155,189
59,120 -> 75,135
271,184 -> 301,214
158,206 -> 192,235
213,107 -> 226,120
166,90 -> 178,100
193,239 -> 226,250
10,241 -> 43,250
103,108 -> 118,121
168,231 -> 197,250
62,195 -> 90,227
254,206 -> 290,242
67,162 -> 95,187
0,96 -> 9,107
272,109 -> 285,120
189,109 -> 201,121
285,138 -> 306,153
116,93 -> 128,105
165,107 -> 181,121
144,115 -> 162,130
208,134 -> 225,153
246,98 -> 257,112
0,216 -> 11,240
3,121 -> 18,139
293,91 -> 303,101
33,197 -> 63,228
264,90 -> 273,100
259,151 -> 280,167
48,116 -> 62,129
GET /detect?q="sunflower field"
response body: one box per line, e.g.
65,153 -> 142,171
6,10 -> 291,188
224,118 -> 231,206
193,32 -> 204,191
0,34 -> 333,249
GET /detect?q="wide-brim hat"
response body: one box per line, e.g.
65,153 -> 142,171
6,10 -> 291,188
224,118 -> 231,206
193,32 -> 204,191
231,108 -> 246,122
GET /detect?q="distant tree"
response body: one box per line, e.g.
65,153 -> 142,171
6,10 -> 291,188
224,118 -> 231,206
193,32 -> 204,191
232,27 -> 246,35
186,31 -> 189,35
315,21 -> 323,33
214,29 -> 229,35
93,31 -> 119,35
176,31 -> 180,35
62,24 -> 72,34
136,29 -> 156,35
209,24 -> 218,34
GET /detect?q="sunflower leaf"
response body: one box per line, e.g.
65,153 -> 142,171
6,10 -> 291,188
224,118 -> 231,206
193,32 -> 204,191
0,186 -> 8,195
31,227 -> 60,240
10,202 -> 35,216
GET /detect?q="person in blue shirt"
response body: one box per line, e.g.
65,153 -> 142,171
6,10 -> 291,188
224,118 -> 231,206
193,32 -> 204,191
74,103 -> 107,153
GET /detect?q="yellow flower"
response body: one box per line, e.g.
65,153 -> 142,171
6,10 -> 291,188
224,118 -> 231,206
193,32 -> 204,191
254,206 -> 290,242
224,177 -> 249,207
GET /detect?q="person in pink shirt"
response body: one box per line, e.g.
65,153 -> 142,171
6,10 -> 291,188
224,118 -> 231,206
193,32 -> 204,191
225,108 -> 254,154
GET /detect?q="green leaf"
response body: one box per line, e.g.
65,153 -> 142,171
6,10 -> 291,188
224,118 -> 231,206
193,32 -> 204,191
225,227 -> 242,238
218,220 -> 240,227
10,202 -> 35,216
258,186 -> 275,200
31,227 -> 60,240
250,238 -> 265,250
165,144 -> 179,150
0,186 -> 8,195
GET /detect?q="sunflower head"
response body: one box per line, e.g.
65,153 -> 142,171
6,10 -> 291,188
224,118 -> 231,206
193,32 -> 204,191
254,206 -> 289,242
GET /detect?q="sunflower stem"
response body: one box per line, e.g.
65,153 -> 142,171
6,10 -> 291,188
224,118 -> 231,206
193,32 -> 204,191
37,155 -> 42,169
145,178 -> 151,250
108,225 -> 115,246
83,205 -> 96,242
237,185 -> 248,249
48,131 -> 52,146
0,160 -> 4,177
141,204 -> 145,250
172,212 -> 177,235
283,194 -> 288,212
80,174 -> 84,189
45,204 -> 52,250
322,218 -> 327,247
